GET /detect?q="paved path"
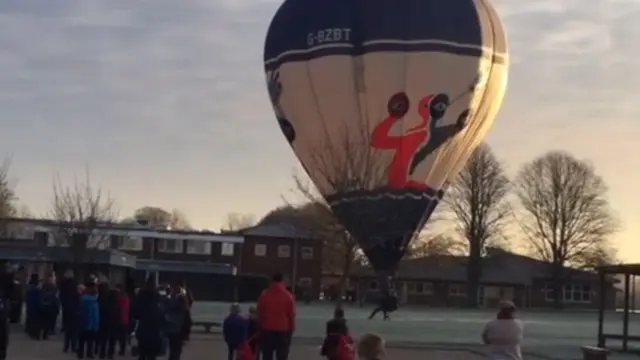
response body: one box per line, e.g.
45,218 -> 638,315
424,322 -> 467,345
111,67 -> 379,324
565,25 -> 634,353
5,332 -> 488,360
8,331 -> 640,360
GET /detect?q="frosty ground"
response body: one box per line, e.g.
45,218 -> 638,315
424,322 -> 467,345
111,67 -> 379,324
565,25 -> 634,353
191,301 -> 640,360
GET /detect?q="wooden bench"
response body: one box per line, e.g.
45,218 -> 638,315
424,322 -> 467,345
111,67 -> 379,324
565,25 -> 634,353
192,321 -> 221,333
581,346 -> 609,360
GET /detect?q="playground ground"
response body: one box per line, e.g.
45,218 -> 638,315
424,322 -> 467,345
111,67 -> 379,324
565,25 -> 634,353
191,301 -> 640,360
4,332 -> 502,360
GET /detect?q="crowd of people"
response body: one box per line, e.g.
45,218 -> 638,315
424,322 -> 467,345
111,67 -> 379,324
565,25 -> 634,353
223,272 -> 523,360
0,267 -> 523,360
19,270 -> 193,360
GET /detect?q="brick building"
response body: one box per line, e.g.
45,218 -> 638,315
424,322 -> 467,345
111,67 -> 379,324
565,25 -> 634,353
0,218 -> 322,301
353,248 -> 618,309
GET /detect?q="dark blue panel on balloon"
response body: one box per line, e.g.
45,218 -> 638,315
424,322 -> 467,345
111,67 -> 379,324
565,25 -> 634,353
264,0 -> 488,71
326,187 -> 443,272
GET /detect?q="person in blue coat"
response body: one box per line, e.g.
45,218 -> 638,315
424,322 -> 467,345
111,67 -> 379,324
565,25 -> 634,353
223,303 -> 248,360
77,281 -> 100,359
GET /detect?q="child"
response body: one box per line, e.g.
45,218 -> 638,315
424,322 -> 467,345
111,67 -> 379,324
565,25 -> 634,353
357,333 -> 385,360
77,281 -> 100,359
246,306 -> 259,359
223,303 -> 248,360
321,308 -> 354,360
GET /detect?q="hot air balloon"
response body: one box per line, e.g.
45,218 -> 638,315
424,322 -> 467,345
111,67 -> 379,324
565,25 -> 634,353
264,0 -> 509,297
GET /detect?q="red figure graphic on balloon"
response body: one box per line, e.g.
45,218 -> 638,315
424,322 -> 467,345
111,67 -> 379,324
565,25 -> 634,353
370,92 -> 470,191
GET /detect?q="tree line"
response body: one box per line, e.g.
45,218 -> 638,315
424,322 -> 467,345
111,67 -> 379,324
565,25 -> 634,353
0,145 -> 619,308
0,164 -> 257,272
257,144 -> 619,308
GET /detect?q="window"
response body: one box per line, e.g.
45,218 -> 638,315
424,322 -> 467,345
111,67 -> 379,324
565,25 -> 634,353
186,240 -> 212,255
278,245 -> 291,258
543,283 -> 591,303
407,281 -> 434,295
118,236 -> 143,251
298,277 -> 312,287
543,283 -> 555,302
449,283 -> 466,297
221,242 -> 235,256
87,234 -> 110,249
254,244 -> 267,257
301,246 -> 314,259
369,281 -> 378,290
158,239 -> 183,253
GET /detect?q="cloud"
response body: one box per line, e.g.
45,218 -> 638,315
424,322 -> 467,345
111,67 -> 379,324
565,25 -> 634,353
0,0 -> 639,250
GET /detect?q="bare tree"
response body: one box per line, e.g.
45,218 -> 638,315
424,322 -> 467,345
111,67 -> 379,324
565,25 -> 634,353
222,212 -> 257,232
574,243 -> 618,271
406,233 -> 463,258
49,170 -> 118,276
133,206 -> 191,229
0,158 -> 17,217
444,143 -> 511,307
281,110 -> 393,303
261,197 -> 359,305
0,158 -> 18,238
515,151 -> 618,308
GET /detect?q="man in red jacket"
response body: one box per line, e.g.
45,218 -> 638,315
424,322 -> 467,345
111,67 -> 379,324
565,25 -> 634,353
257,272 -> 296,360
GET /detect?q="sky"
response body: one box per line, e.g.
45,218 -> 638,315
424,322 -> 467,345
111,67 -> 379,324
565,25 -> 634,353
1,0 -> 639,260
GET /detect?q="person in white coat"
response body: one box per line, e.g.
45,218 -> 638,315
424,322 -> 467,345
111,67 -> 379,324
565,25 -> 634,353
482,301 -> 523,360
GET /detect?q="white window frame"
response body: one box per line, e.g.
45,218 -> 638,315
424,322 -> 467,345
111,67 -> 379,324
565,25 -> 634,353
221,242 -> 235,256
449,283 -> 466,297
301,246 -> 314,259
543,283 -> 555,302
186,240 -> 212,255
277,245 -> 291,258
543,283 -> 591,303
157,238 -> 184,253
254,243 -> 267,257
118,235 -> 143,251
407,281 -> 433,295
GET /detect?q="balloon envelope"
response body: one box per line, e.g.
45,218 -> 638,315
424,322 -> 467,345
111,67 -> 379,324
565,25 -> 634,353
264,0 -> 508,274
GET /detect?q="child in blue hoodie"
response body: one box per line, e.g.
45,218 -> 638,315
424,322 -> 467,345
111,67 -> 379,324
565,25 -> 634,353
77,282 -> 100,359
223,303 -> 248,360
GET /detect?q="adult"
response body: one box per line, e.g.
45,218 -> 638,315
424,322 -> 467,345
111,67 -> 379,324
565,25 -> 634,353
115,284 -> 131,356
0,268 -> 15,360
9,266 -> 23,324
39,279 -> 59,340
25,274 -> 40,339
97,284 -> 123,359
59,269 -> 78,333
133,277 -> 164,360
257,272 -> 296,360
367,293 -> 397,321
164,285 -> 191,360
481,301 -> 523,360
41,273 -> 59,336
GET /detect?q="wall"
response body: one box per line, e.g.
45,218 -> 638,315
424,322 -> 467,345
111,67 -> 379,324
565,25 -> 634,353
241,235 -> 322,299
530,278 -> 616,309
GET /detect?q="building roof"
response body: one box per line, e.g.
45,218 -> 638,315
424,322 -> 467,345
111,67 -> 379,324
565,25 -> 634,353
242,222 -> 314,239
598,263 -> 640,276
1,217 -> 243,243
355,249 -> 602,285
0,245 -> 136,268
136,259 -> 235,274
